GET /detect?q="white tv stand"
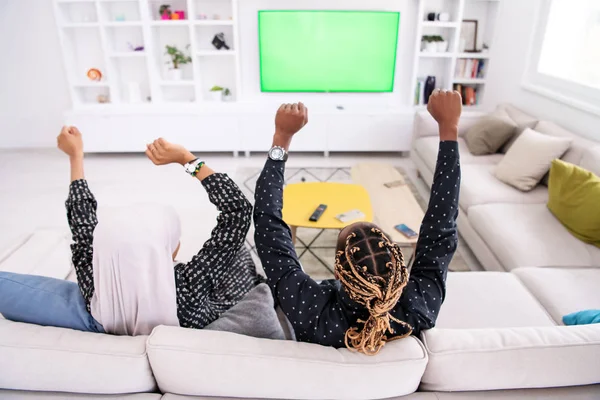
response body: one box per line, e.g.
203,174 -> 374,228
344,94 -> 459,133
66,103 -> 415,155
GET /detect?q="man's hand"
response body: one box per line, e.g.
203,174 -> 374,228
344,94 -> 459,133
57,126 -> 84,159
275,102 -> 308,137
146,138 -> 195,166
427,89 -> 462,141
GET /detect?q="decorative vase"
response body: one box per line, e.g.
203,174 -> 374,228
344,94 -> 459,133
222,93 -> 233,102
437,41 -> 449,52
424,41 -> 437,52
167,69 -> 183,81
209,91 -> 222,101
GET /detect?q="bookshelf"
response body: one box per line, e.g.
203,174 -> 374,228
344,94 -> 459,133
410,0 -> 499,108
53,0 -> 241,108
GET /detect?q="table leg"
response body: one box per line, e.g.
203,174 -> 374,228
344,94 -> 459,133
290,225 -> 297,245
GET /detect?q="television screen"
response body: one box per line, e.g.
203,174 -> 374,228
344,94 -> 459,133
258,10 -> 400,92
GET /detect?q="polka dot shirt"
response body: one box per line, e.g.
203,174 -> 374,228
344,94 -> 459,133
253,141 -> 461,347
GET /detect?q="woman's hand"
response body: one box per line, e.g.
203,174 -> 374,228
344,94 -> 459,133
57,126 -> 84,159
146,138 -> 195,166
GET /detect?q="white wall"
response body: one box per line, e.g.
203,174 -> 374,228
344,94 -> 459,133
238,0 -> 418,108
485,0 -> 600,141
0,0 -> 71,149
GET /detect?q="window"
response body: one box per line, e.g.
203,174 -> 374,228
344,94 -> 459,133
524,0 -> 600,115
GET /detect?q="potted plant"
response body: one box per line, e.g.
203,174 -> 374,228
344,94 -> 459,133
165,45 -> 191,80
436,35 -> 449,52
159,4 -> 171,20
209,85 -> 223,101
222,88 -> 233,102
422,35 -> 437,52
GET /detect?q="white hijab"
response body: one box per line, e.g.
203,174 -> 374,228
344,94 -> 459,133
90,204 -> 181,336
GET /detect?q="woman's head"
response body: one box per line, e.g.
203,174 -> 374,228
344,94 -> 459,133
334,222 -> 413,355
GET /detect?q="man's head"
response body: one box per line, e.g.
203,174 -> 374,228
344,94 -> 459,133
334,222 -> 413,355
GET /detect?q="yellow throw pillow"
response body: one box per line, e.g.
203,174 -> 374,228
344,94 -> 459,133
547,159 -> 600,248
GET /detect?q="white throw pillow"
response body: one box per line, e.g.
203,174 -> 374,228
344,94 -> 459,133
495,128 -> 571,191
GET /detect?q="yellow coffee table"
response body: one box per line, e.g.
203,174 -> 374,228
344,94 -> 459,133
283,182 -> 373,246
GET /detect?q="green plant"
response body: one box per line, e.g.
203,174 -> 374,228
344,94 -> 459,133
159,4 -> 171,17
422,35 -> 435,43
165,45 -> 191,69
434,35 -> 445,42
223,88 -> 231,96
210,86 -> 224,92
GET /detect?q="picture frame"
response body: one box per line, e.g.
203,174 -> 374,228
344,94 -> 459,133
460,20 -> 478,52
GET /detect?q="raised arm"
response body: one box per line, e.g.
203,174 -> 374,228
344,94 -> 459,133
394,90 -> 462,335
253,104 -> 334,342
59,126 -> 97,310
145,139 -> 252,323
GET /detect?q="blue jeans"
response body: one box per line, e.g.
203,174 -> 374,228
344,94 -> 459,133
0,271 -> 104,333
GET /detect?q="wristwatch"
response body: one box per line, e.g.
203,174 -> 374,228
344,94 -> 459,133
268,146 -> 288,162
183,158 -> 204,177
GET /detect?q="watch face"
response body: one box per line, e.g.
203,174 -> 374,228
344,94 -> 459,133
186,164 -> 196,173
270,147 -> 284,160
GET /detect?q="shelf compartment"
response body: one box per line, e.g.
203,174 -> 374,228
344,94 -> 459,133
62,27 -> 107,88
196,50 -> 236,56
197,56 -> 236,102
149,20 -> 190,26
194,25 -> 234,51
105,25 -> 145,53
109,51 -> 147,58
112,57 -> 151,103
161,86 -> 196,103
151,25 -> 195,81
190,0 -> 233,21
56,1 -> 98,24
422,21 -> 459,28
193,20 -> 234,25
98,0 -> 141,23
419,52 -> 453,58
456,52 -> 490,59
148,0 -> 189,21
74,86 -> 111,105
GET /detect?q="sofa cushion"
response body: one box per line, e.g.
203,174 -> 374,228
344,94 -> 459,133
535,121 -> 598,167
494,128 -> 572,192
147,327 -> 427,400
468,203 -> 600,270
460,165 -> 548,212
0,230 -> 72,279
0,392 -> 161,400
0,320 -> 155,394
414,137 -> 503,173
498,104 -> 539,153
580,145 -> 600,176
420,324 -> 600,392
435,272 -> 555,329
463,109 -> 517,155
513,267 -> 600,325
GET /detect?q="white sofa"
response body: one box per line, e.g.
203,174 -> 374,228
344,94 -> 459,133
411,104 -> 600,272
1,231 -> 600,399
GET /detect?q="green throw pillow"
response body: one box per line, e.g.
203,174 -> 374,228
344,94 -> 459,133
547,159 -> 600,248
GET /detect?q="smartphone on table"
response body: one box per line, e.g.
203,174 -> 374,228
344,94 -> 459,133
394,224 -> 418,239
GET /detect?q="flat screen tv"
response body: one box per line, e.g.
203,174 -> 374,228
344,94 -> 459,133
258,10 -> 400,92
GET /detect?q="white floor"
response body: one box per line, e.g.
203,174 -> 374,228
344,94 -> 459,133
0,149 -> 431,263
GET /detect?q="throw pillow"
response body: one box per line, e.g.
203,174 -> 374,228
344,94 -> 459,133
499,105 -> 538,153
204,283 -> 286,340
464,109 -> 517,155
547,159 -> 600,247
494,128 -> 572,191
563,310 -> 600,325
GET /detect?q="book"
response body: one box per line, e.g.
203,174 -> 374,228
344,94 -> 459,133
464,86 -> 476,106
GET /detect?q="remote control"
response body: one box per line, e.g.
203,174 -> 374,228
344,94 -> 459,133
309,204 -> 327,222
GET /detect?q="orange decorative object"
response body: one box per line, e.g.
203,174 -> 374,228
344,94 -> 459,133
171,12 -> 180,20
87,68 -> 102,81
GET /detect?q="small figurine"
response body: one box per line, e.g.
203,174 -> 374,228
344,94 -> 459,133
159,4 -> 171,20
115,14 -> 126,21
197,14 -> 207,20
97,94 -> 109,104
213,14 -> 221,20
174,11 -> 185,20
171,12 -> 180,20
87,68 -> 102,81
128,43 -> 145,52
212,33 -> 230,50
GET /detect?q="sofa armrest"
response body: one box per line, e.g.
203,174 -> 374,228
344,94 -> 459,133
420,324 -> 600,392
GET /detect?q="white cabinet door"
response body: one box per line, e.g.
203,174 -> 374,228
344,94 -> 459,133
160,115 -> 240,152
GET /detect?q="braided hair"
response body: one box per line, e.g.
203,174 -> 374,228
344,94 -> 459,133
334,225 -> 412,355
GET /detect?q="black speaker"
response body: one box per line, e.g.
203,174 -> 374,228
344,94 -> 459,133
424,76 -> 436,104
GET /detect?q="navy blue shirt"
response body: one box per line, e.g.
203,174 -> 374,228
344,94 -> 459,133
253,141 -> 461,347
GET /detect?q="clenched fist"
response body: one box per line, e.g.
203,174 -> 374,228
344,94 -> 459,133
275,102 -> 308,138
427,89 -> 462,141
145,138 -> 195,166
57,126 -> 84,159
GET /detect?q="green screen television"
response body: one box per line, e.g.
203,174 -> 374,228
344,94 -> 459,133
258,10 -> 400,92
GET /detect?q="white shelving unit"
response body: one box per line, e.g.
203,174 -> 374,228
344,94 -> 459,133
53,0 -> 241,108
410,0 -> 500,109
